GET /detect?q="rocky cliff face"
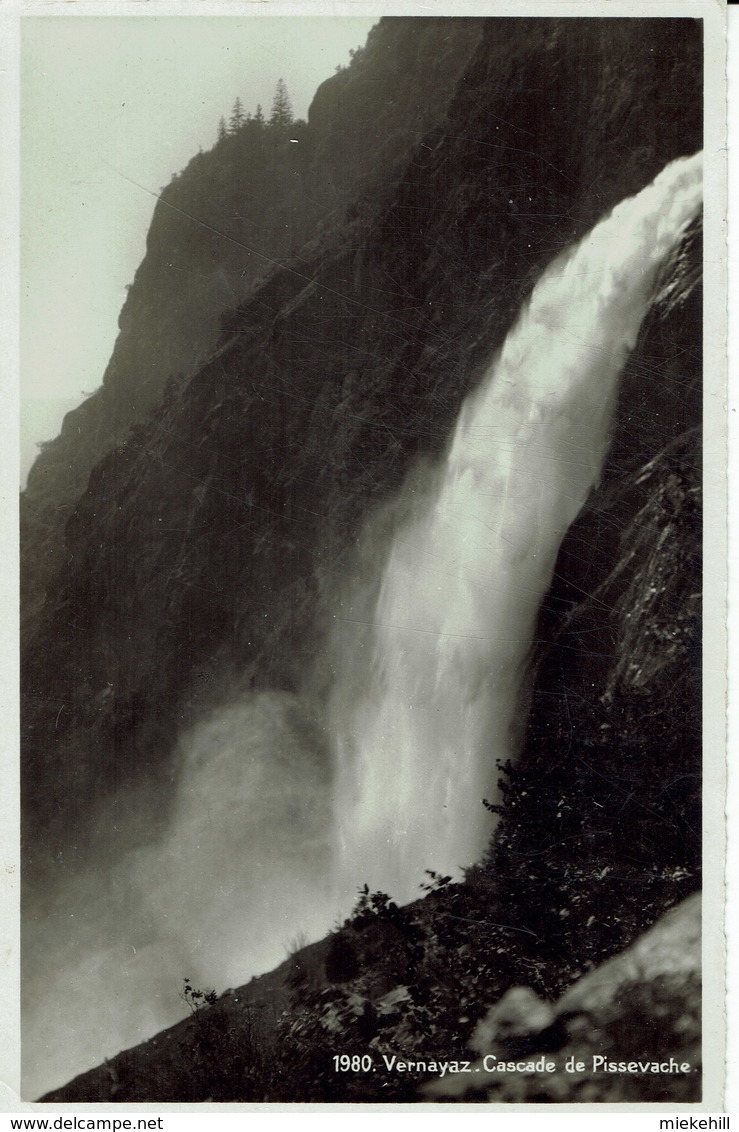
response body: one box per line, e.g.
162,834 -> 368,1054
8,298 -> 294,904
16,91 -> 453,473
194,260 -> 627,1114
22,15 -> 703,1103
22,15 -> 701,863
20,16 -> 484,637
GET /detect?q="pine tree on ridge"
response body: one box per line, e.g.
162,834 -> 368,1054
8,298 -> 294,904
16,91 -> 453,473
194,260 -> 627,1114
229,97 -> 245,133
270,79 -> 294,129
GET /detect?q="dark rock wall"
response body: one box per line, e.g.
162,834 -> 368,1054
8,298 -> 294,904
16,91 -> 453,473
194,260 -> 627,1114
22,16 -> 702,923
20,16 -> 485,639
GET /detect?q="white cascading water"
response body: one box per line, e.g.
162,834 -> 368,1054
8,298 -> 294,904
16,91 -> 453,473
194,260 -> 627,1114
330,151 -> 703,909
24,153 -> 703,1101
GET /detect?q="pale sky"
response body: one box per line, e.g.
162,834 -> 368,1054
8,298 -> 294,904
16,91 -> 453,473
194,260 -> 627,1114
20,14 -> 378,482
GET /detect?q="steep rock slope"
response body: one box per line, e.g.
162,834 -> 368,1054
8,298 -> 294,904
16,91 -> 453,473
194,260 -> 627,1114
42,894 -> 701,1103
20,16 -> 484,636
22,18 -> 702,877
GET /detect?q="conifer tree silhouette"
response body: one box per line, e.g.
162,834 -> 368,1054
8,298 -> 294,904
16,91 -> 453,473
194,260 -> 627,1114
270,79 -> 294,128
229,97 -> 245,133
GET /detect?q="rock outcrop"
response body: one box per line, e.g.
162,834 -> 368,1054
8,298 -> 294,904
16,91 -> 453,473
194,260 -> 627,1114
426,894 -> 701,1103
20,17 -> 485,640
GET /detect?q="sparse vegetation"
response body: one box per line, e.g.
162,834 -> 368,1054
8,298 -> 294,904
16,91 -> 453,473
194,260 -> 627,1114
177,981 -> 266,1102
216,81 -> 294,145
180,980 -> 219,1013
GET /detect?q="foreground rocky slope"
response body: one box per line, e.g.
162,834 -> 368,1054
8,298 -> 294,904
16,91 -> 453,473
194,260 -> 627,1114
23,16 -> 703,1103
427,895 -> 701,1104
42,891 -> 701,1102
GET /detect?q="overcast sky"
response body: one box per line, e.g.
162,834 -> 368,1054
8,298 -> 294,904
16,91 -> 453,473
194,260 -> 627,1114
20,15 -> 377,482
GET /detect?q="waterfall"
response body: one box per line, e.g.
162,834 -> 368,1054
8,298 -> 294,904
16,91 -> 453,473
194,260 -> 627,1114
23,152 -> 702,1101
330,151 -> 703,909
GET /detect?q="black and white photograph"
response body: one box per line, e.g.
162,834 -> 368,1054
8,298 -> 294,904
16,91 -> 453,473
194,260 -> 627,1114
8,0 -> 728,1110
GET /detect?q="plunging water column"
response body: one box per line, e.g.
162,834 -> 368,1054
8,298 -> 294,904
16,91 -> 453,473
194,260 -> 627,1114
330,152 -> 703,909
